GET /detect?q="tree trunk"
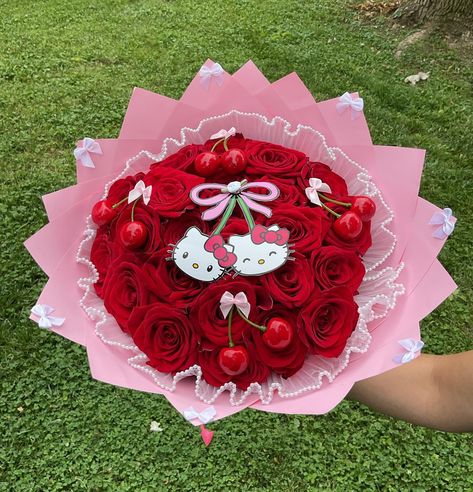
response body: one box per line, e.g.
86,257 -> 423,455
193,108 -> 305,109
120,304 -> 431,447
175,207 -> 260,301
395,0 -> 473,23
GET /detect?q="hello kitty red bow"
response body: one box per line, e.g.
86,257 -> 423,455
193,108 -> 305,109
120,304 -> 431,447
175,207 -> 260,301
204,235 -> 237,267
251,225 -> 290,245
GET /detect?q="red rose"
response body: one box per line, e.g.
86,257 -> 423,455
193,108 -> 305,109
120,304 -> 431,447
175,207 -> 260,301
244,307 -> 308,378
266,205 -> 331,255
160,210 -> 211,247
102,254 -> 155,333
298,162 -> 349,197
144,167 -> 204,218
311,246 -> 365,294
322,202 -> 372,255
107,173 -> 145,207
262,254 -> 316,308
198,346 -> 270,391
220,217 -> 249,240
110,200 -> 162,256
128,303 -> 198,373
245,140 -> 307,178
298,287 -> 359,358
190,278 -> 272,349
150,144 -> 205,172
260,175 -> 308,206
90,227 -> 113,298
142,250 -> 204,309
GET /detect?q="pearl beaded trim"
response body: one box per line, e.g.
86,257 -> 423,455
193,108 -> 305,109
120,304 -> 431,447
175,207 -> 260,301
76,110 -> 405,406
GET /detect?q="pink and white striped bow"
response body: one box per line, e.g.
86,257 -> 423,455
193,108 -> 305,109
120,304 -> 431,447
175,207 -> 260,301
190,180 -> 280,221
219,291 -> 251,319
73,137 -> 103,168
128,180 -> 152,205
199,62 -> 224,90
336,92 -> 364,120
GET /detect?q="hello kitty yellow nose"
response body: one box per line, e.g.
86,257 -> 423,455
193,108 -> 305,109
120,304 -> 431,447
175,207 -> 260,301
192,263 -> 199,269
258,259 -> 265,265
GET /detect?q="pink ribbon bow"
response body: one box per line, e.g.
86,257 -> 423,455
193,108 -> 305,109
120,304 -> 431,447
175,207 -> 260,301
210,127 -> 236,140
251,225 -> 289,246
219,291 -> 251,319
190,180 -> 280,221
73,137 -> 103,168
199,62 -> 224,90
128,180 -> 152,206
336,92 -> 364,120
204,235 -> 237,268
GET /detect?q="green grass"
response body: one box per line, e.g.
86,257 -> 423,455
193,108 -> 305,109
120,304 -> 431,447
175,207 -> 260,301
1,0 -> 472,490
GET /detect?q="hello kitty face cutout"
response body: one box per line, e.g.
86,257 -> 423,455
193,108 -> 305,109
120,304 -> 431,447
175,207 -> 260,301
172,227 -> 234,282
228,225 -> 290,276
171,178 -> 293,282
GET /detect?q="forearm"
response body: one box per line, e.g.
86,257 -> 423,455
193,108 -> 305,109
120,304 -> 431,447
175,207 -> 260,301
348,351 -> 473,432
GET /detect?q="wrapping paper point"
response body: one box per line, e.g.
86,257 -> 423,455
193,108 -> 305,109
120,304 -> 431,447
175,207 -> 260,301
200,424 -> 214,447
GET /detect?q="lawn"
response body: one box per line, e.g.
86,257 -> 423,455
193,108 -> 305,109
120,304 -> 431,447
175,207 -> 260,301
1,0 -> 472,490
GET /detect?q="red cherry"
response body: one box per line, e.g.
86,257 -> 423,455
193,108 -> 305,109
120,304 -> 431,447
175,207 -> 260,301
91,200 -> 116,226
351,196 -> 376,222
333,211 -> 363,240
218,346 -> 249,376
221,149 -> 247,175
262,317 -> 294,350
119,221 -> 148,249
194,151 -> 220,177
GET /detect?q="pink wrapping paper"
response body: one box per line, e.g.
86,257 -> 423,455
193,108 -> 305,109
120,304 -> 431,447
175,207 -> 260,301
26,60 -> 457,426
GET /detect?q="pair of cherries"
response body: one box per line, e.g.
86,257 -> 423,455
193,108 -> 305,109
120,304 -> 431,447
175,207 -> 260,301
91,199 -> 148,249
195,148 -> 247,177
329,195 -> 376,241
218,317 -> 294,376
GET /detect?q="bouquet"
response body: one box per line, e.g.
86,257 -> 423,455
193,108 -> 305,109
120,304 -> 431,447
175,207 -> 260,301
25,60 -> 456,444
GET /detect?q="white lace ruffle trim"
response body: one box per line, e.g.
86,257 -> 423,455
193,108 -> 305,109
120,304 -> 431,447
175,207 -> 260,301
76,110 -> 405,406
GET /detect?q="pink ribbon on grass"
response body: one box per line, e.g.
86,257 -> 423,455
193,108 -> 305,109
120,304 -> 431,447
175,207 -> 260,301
190,180 -> 279,221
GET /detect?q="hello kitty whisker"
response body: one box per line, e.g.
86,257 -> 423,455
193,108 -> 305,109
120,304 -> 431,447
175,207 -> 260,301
287,257 -> 296,261
288,243 -> 295,247
168,243 -> 176,247
288,249 -> 296,254
165,257 -> 173,261
166,249 -> 174,254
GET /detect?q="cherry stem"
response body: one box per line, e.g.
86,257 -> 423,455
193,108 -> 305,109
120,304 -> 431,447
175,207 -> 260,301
130,197 -> 139,222
236,196 -> 255,230
319,193 -> 351,207
112,196 -> 128,209
211,138 -> 225,152
227,307 -> 234,347
236,309 -> 266,332
321,202 -> 341,218
212,196 -> 236,236
210,136 -> 230,152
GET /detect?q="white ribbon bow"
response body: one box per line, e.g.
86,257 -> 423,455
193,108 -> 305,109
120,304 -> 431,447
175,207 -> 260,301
336,92 -> 364,120
210,127 -> 236,140
31,304 -> 65,329
128,180 -> 152,206
199,62 -> 224,90
183,406 -> 216,424
305,178 -> 332,207
393,338 -> 424,364
429,208 -> 455,239
73,137 -> 103,168
219,291 -> 251,319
